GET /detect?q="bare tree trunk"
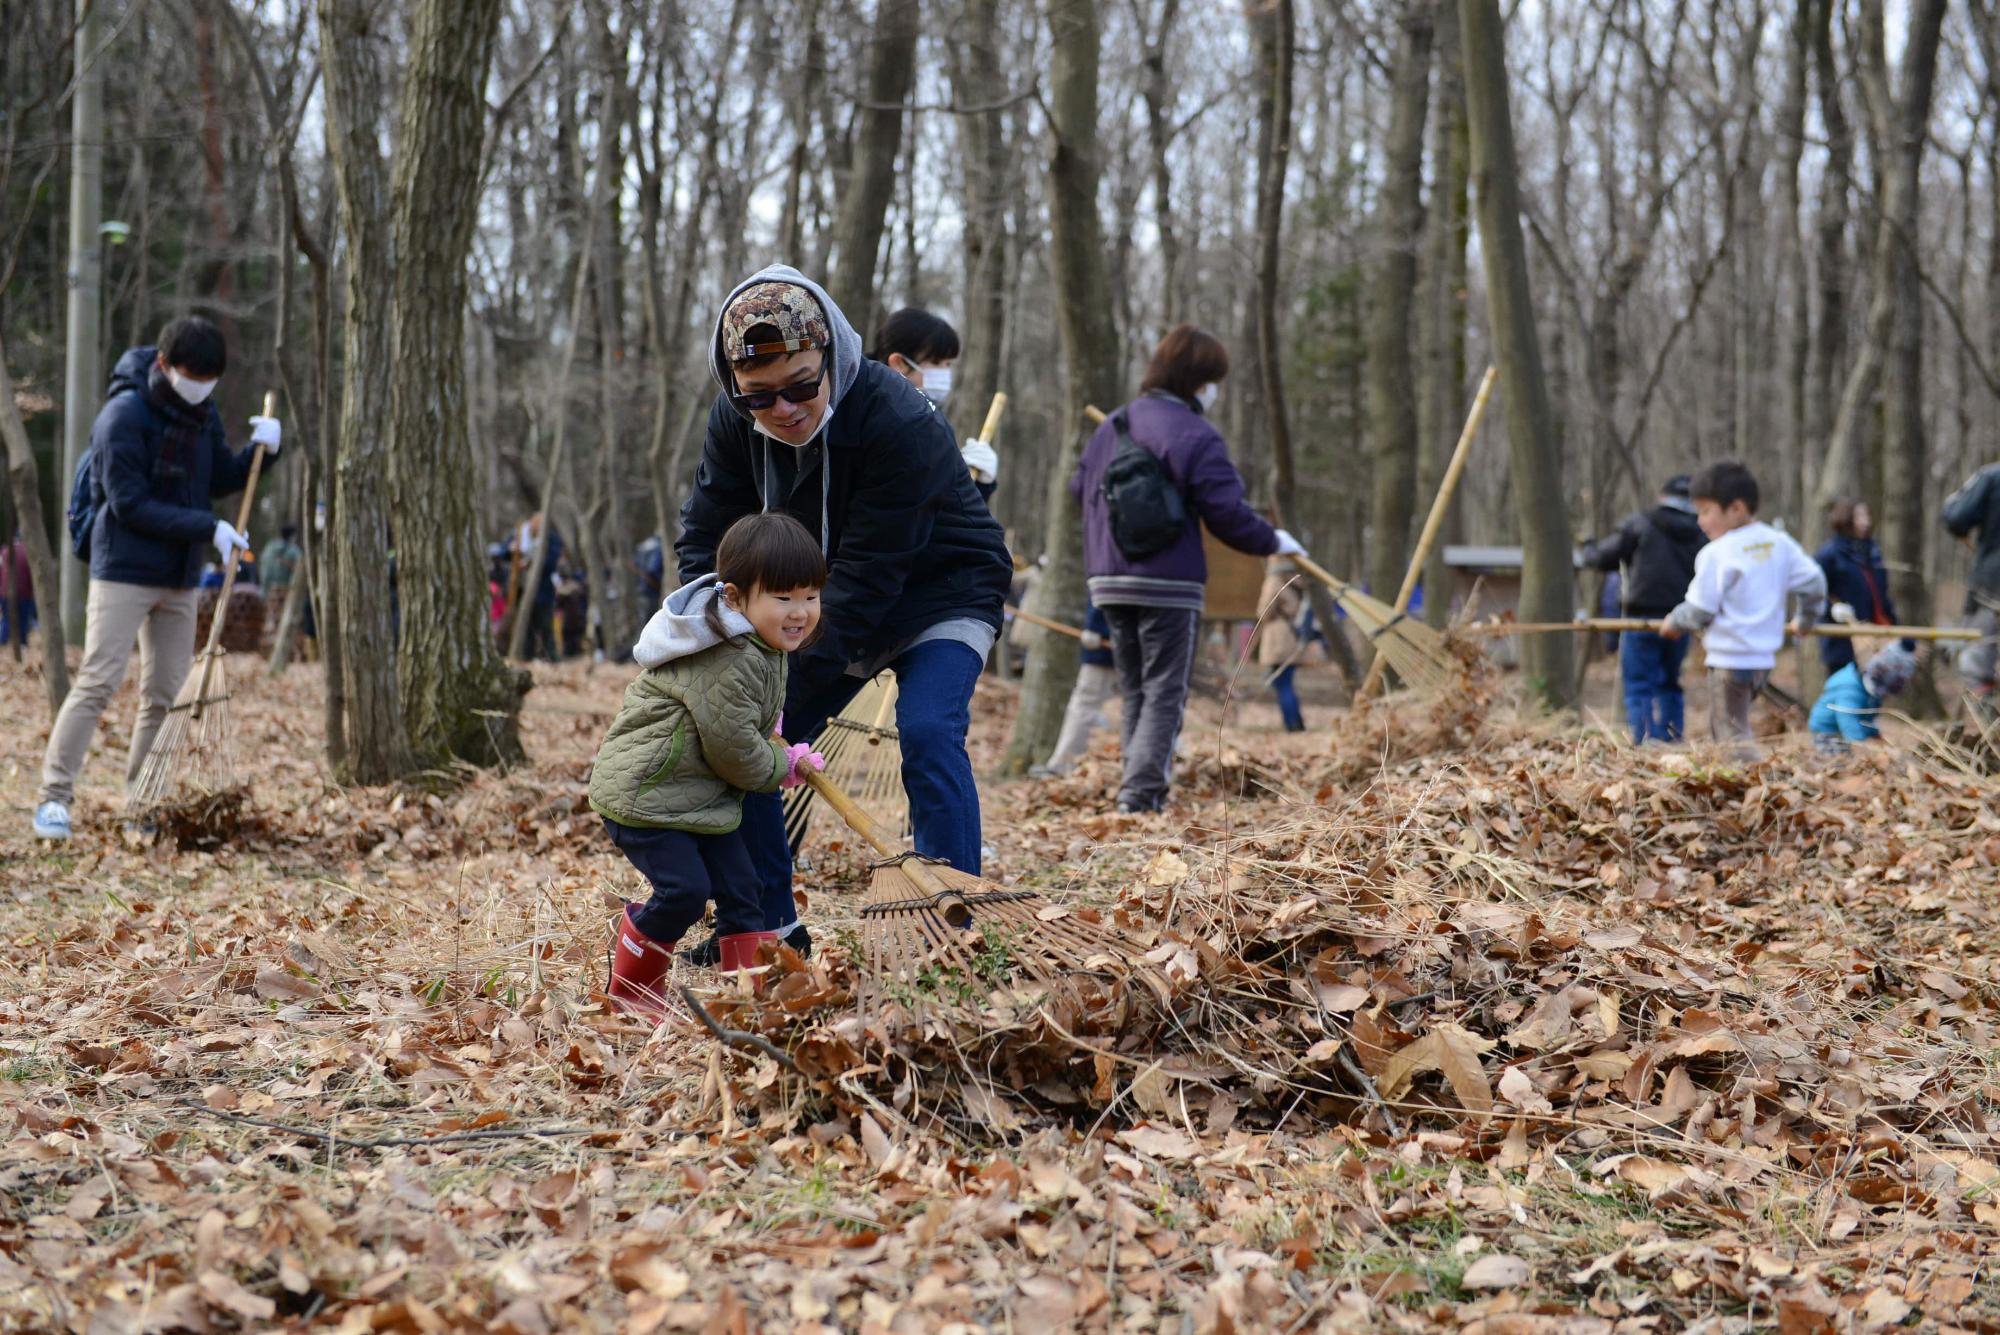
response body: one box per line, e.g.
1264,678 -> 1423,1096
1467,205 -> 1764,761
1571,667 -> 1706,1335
390,0 -> 526,768
318,0 -> 411,783
947,0 -> 1012,438
1365,1 -> 1434,607
827,0 -> 919,338
1419,7 -> 1470,629
1804,0 -> 1850,507
0,331 -> 70,715
999,0 -> 1121,774
1774,2 -> 1809,526
1459,0 -> 1574,706
1136,0 -> 1184,323
1856,0 -> 1948,715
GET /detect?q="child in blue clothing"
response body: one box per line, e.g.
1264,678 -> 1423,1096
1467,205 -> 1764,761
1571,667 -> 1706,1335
1809,642 -> 1917,751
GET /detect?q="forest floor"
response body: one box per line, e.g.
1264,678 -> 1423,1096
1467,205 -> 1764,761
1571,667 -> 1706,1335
2,648 -> 1997,1334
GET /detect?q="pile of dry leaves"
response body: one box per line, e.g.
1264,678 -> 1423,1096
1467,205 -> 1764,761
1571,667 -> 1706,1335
2,654 -> 1995,1333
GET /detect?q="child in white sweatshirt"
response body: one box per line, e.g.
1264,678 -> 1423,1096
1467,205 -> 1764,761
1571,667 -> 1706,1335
1658,461 -> 1826,745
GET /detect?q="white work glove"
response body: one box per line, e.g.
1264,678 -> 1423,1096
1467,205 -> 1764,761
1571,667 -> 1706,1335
1080,630 -> 1107,652
213,520 -> 249,564
248,415 -> 282,456
1830,602 -> 1858,625
1273,528 -> 1308,558
962,438 -> 999,484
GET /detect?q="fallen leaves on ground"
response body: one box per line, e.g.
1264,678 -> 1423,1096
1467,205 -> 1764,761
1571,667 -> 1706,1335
1,652 -> 1994,1332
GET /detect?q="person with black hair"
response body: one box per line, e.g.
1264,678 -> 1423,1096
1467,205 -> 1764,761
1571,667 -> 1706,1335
868,306 -> 1000,499
34,315 -> 282,841
1579,474 -> 1707,743
1658,460 -> 1825,748
1942,461 -> 2000,699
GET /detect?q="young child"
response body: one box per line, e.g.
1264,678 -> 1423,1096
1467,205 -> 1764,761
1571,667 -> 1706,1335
1658,461 -> 1827,746
1809,642 -> 1917,751
590,512 -> 828,1017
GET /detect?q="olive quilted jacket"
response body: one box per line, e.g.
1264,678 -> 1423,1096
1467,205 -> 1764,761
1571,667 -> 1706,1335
588,633 -> 789,833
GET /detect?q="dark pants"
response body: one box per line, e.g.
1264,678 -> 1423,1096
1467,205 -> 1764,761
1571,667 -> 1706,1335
528,601 -> 558,662
603,818 -> 762,944
1619,630 -> 1689,744
1710,668 -> 1768,744
1,597 -> 36,647
1270,665 -> 1304,731
740,638 -> 986,932
1103,604 -> 1201,811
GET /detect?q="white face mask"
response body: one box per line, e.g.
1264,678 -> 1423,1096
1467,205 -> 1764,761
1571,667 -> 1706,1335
167,369 -> 218,406
1195,383 -> 1219,411
921,366 -> 953,403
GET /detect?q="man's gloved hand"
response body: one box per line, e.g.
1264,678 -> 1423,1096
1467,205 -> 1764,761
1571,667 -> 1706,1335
213,520 -> 249,565
779,741 -> 826,790
1830,602 -> 1858,625
1080,630 -> 1107,652
962,438 -> 999,484
1273,528 -> 1307,559
248,415 -> 282,456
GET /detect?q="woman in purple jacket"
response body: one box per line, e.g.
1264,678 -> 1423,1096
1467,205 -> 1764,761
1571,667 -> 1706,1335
1072,325 -> 1308,812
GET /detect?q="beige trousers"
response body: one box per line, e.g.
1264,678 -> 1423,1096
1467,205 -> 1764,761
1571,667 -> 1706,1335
39,579 -> 199,806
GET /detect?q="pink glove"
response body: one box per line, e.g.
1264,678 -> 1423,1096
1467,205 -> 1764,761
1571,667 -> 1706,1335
779,741 -> 825,789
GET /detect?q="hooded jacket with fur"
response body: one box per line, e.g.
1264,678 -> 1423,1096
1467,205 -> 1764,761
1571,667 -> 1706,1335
588,575 -> 789,833
675,266 -> 1011,689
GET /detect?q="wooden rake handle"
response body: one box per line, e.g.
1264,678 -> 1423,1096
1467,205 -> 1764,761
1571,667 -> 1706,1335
1465,618 -> 1980,642
976,391 -> 1008,445
189,391 -> 275,717
800,767 -> 973,928
1009,606 -> 1084,639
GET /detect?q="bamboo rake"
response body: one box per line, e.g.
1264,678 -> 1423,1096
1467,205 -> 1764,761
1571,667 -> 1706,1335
127,393 -> 275,819
1464,618 -> 1979,642
1356,366 -> 1497,701
1007,606 -> 1084,639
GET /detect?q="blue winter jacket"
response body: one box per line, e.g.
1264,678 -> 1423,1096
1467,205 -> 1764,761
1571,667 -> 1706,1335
88,347 -> 259,589
1808,664 -> 1881,742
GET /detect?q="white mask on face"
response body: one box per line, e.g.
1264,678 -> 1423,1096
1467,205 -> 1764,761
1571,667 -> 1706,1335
167,369 -> 218,406
920,365 -> 953,403
1195,383 -> 1219,411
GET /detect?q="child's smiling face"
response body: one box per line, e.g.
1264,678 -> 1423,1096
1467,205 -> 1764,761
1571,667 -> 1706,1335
728,582 -> 821,652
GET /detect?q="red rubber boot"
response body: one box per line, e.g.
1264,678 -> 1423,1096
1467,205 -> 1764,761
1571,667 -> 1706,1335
716,931 -> 780,992
606,904 -> 679,1019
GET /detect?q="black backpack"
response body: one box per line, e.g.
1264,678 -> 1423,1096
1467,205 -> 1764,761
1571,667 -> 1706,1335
66,445 -> 100,561
1100,409 -> 1188,560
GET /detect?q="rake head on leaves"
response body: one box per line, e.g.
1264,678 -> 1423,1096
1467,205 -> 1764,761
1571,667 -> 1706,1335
1291,554 -> 1456,695
800,769 -> 1172,1025
783,673 -> 910,853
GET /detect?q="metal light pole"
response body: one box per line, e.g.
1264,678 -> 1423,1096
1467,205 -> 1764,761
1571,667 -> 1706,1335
60,0 -> 105,641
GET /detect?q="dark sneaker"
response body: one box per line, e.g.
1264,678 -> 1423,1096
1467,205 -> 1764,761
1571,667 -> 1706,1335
781,924 -> 812,959
679,933 -> 721,968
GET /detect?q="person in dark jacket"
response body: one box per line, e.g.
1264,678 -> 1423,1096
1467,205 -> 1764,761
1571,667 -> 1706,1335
1943,462 -> 2000,697
1579,474 -> 1706,744
35,316 -> 281,840
676,265 -> 1011,955
1075,324 -> 1306,813
1813,498 -> 1898,673
869,307 -> 1000,503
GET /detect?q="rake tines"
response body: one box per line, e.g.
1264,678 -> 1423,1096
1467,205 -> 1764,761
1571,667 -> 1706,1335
1292,555 -> 1456,696
784,673 -> 910,853
801,770 -> 1172,1021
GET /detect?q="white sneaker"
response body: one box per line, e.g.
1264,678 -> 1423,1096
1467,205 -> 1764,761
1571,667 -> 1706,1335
32,801 -> 71,841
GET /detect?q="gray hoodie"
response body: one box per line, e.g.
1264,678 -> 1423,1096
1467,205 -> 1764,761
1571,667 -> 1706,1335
632,574 -> 756,669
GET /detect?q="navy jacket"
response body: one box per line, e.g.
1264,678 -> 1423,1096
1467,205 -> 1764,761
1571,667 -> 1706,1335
1580,501 -> 1706,618
1073,390 -> 1277,601
677,268 -> 1009,688
88,347 -> 258,589
1813,534 -> 1897,669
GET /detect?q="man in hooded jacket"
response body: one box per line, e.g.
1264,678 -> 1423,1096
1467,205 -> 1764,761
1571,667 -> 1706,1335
676,267 -> 1012,954
1579,474 -> 1706,745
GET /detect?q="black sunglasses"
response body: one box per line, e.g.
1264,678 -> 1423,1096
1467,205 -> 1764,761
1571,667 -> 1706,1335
730,353 -> 828,412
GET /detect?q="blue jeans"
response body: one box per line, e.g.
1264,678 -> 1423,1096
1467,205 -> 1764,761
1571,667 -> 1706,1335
1620,630 -> 1689,744
1270,665 -> 1304,731
740,638 -> 985,931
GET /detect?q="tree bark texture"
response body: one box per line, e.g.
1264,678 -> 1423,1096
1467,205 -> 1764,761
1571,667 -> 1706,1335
1458,0 -> 1575,706
1365,1 -> 1435,609
947,0 -> 1012,446
998,0 -> 1120,774
827,0 -> 919,340
1418,6 -> 1471,629
0,330 -> 71,716
318,0 -> 411,783
389,0 -> 525,769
